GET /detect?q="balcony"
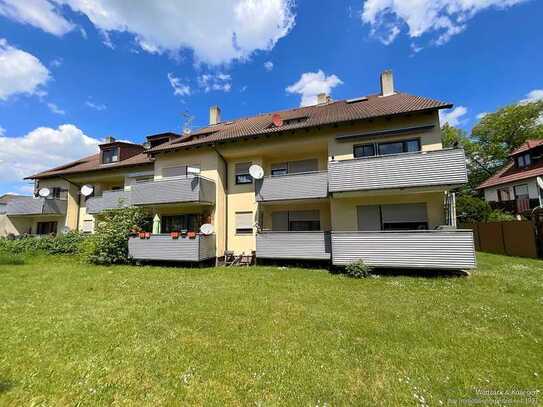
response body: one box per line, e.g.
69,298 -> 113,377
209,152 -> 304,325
256,231 -> 332,260
2,197 -> 67,216
131,176 -> 215,206
328,148 -> 468,193
255,171 -> 328,202
128,234 -> 216,262
331,230 -> 476,269
86,190 -> 131,215
489,198 -> 539,215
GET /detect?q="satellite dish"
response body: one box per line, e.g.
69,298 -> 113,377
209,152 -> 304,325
187,166 -> 201,175
249,164 -> 264,180
80,185 -> 94,197
38,188 -> 50,197
200,223 -> 214,235
272,113 -> 283,127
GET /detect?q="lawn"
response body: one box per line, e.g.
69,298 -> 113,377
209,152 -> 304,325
0,254 -> 541,406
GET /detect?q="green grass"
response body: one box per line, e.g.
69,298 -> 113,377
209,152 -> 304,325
0,253 -> 24,265
0,254 -> 541,406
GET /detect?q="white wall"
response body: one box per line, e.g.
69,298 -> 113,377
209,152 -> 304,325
483,178 -> 540,202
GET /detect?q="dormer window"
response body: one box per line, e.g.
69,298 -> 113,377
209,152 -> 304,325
102,147 -> 119,164
517,153 -> 531,168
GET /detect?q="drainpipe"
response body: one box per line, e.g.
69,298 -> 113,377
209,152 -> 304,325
210,145 -> 228,257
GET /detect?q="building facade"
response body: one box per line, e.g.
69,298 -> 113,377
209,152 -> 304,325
1,72 -> 476,270
478,139 -> 543,214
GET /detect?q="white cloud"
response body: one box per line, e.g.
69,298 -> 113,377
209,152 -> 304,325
0,0 -> 74,36
0,39 -> 50,101
440,106 -> 468,126
167,73 -> 191,97
476,112 -> 489,120
0,126 -> 4,136
520,89 -> 543,105
362,0 -> 527,46
0,124 -> 101,182
85,100 -> 107,111
286,70 -> 343,107
47,102 -> 65,115
49,57 -> 62,68
3,0 -> 295,65
264,61 -> 274,71
198,73 -> 232,93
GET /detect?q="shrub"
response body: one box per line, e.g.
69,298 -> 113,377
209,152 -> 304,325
83,206 -> 148,265
486,209 -> 517,222
0,232 -> 85,255
345,260 -> 372,278
456,194 -> 492,223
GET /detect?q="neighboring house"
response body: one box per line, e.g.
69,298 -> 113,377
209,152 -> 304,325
2,71 -> 476,270
477,139 -> 543,214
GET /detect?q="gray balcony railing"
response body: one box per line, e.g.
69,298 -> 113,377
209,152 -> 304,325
328,148 -> 468,193
256,231 -> 332,260
131,176 -> 216,206
4,197 -> 67,216
331,230 -> 476,269
255,171 -> 328,202
86,190 -> 131,215
128,234 -> 216,262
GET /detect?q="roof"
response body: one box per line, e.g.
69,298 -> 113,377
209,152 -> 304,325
509,139 -> 543,157
0,194 -> 19,204
477,160 -> 543,189
149,92 -> 452,154
26,152 -> 153,180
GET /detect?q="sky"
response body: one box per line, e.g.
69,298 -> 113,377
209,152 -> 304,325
0,0 -> 542,195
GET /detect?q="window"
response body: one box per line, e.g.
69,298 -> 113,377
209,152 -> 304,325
357,203 -> 428,231
81,220 -> 94,233
378,139 -> 420,156
270,159 -> 318,176
353,143 -> 375,158
235,211 -> 253,234
51,187 -> 61,199
102,148 -> 119,164
271,210 -> 321,231
514,184 -> 529,199
37,221 -> 58,235
271,162 -> 288,177
135,175 -> 154,183
162,165 -> 187,178
517,153 -> 531,168
235,162 -> 252,184
161,214 -> 200,233
498,188 -> 511,201
111,186 -> 122,191
353,139 -> 420,158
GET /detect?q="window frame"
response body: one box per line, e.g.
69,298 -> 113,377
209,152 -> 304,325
514,184 -> 529,199
497,188 -> 511,202
517,153 -> 531,168
353,143 -> 376,158
101,147 -> 119,164
235,162 -> 253,185
235,211 -> 254,235
353,138 -> 421,158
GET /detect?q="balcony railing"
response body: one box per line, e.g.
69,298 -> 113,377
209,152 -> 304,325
256,231 -> 332,260
328,148 -> 468,193
3,197 -> 67,216
86,190 -> 131,215
131,176 -> 215,206
255,171 -> 328,202
128,234 -> 216,262
331,230 -> 476,269
489,198 -> 539,214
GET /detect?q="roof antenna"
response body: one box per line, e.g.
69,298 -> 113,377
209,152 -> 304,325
182,111 -> 195,137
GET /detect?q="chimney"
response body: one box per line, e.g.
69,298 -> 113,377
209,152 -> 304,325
317,93 -> 330,105
380,70 -> 395,97
104,136 -> 116,143
209,105 -> 221,125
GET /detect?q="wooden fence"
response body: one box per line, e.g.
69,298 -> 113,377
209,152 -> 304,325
460,221 -> 539,259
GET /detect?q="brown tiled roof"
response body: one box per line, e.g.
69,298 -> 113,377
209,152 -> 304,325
149,92 -> 452,153
26,152 -> 153,179
477,160 -> 543,189
509,139 -> 543,157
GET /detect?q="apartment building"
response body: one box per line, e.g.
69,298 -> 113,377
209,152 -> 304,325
1,71 -> 476,270
478,139 -> 543,214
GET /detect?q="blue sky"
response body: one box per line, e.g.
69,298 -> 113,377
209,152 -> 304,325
0,0 -> 541,195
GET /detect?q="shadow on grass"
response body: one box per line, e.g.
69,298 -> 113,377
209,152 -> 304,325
0,378 -> 14,394
0,254 -> 25,266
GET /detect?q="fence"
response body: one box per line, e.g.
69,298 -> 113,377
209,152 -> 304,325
460,221 -> 539,259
